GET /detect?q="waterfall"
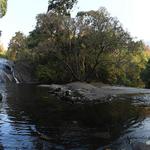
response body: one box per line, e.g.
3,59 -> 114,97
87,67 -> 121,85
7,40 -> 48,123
12,70 -> 19,83
0,58 -> 19,83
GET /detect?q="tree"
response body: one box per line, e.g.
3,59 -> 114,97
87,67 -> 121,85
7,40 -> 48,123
0,0 -> 7,17
7,32 -> 27,60
7,4 -> 147,85
74,8 -> 132,80
26,7 -> 140,82
141,59 -> 150,88
48,0 -> 77,15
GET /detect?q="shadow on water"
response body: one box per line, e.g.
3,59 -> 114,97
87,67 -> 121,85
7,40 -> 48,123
0,83 -> 146,149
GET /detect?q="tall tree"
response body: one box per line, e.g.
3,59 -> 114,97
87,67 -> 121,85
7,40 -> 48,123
7,32 -> 27,60
48,0 -> 77,15
27,7 -> 137,82
75,8 -> 132,80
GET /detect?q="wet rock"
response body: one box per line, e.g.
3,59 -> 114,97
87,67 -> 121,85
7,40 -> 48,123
37,131 -> 52,141
54,87 -> 62,92
49,87 -> 62,95
30,126 -> 52,141
132,142 -> 150,150
72,120 -> 78,124
40,82 -> 150,104
47,84 -> 85,103
0,94 -> 2,101
65,90 -> 72,96
93,132 -> 111,139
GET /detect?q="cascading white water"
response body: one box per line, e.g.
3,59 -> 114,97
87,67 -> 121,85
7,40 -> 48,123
0,58 -> 18,83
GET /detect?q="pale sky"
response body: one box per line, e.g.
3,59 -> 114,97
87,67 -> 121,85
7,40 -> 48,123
0,0 -> 150,48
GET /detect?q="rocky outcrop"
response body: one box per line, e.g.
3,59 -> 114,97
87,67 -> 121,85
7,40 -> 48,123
0,58 -> 17,83
39,82 -> 150,104
13,61 -> 38,83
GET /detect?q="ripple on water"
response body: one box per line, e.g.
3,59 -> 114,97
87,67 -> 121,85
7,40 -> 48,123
0,83 -> 149,149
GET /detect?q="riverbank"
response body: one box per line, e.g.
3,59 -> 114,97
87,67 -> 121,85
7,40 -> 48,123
39,82 -> 150,103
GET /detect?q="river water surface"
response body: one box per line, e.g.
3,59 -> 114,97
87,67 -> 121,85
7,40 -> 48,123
0,83 -> 150,149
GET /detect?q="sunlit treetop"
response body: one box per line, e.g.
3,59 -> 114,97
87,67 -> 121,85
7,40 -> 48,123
48,0 -> 77,15
0,0 -> 7,18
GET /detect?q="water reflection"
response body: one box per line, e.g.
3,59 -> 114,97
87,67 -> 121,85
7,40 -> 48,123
0,84 -> 39,149
0,83 -> 148,149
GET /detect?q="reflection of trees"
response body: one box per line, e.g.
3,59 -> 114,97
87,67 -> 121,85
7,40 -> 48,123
4,84 -> 145,149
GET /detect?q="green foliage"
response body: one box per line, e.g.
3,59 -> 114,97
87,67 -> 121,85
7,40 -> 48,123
36,65 -> 56,83
48,0 -> 77,15
36,57 -> 73,83
141,59 -> 150,88
7,32 -> 28,60
0,0 -> 7,17
97,50 -> 147,87
7,3 -> 148,87
29,7 -> 136,81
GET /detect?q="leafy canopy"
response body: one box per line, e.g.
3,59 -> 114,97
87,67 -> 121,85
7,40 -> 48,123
48,0 -> 77,15
0,0 -> 7,17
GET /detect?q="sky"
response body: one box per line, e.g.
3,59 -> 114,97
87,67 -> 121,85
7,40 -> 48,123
0,0 -> 150,48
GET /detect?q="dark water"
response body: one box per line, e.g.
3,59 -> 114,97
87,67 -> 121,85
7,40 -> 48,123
0,83 -> 150,149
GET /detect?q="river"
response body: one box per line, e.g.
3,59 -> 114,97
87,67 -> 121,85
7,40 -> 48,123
0,83 -> 149,149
